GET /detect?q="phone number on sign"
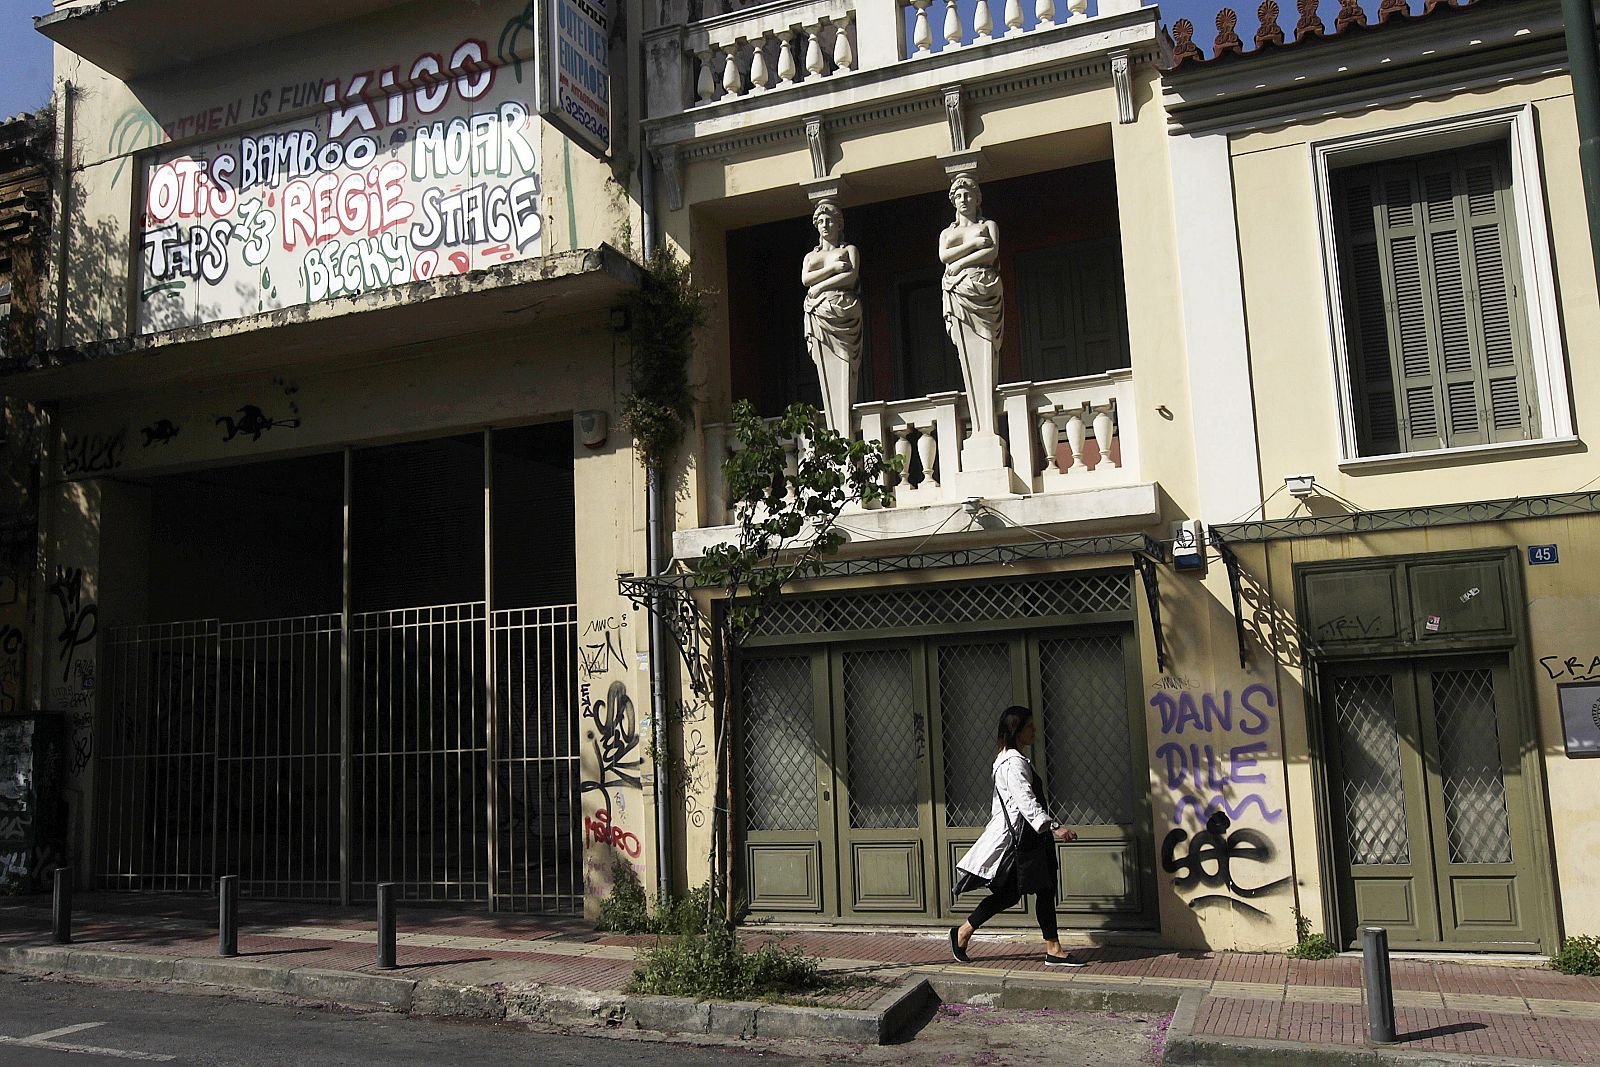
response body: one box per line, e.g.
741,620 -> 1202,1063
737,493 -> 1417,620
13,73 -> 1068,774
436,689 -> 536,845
562,93 -> 609,143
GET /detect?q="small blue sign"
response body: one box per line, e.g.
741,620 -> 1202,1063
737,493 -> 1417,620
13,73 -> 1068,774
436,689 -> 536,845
1529,544 -> 1560,565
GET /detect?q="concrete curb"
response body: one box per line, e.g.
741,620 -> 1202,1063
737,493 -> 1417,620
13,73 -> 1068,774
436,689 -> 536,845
1160,988 -> 1576,1067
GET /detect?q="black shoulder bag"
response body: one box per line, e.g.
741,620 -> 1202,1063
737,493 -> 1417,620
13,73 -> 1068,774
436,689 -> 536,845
951,777 -> 1019,898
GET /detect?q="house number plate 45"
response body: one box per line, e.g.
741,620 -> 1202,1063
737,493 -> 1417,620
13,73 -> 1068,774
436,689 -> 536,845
1528,544 -> 1560,565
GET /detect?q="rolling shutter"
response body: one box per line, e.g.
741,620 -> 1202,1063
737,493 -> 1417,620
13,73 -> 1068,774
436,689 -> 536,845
1335,145 -> 1534,456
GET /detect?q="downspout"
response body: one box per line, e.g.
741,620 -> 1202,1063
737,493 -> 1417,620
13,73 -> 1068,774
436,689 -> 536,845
1563,0 -> 1600,279
640,123 -> 673,905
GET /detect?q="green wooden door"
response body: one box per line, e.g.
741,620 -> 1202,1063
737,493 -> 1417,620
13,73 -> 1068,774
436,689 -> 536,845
833,643 -> 937,916
1325,656 -> 1546,950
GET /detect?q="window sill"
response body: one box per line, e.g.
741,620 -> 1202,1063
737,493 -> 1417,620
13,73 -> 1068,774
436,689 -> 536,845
1339,436 -> 1583,475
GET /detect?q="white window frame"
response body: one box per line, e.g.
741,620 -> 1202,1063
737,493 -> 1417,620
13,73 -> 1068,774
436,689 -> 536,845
1310,103 -> 1574,467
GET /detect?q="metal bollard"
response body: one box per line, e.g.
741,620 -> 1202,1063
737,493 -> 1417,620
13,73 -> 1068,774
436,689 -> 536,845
376,883 -> 397,970
1362,926 -> 1396,1045
51,867 -> 71,945
219,875 -> 239,957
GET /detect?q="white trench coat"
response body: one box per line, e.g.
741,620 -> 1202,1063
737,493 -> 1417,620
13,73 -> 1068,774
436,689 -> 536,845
954,749 -> 1054,881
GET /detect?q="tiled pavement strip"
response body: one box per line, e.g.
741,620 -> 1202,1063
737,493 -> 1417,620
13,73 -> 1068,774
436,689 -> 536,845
4,897 -> 1600,1061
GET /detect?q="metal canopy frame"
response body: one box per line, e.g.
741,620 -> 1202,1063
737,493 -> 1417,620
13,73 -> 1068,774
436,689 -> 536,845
617,531 -> 1171,678
1210,491 -> 1600,545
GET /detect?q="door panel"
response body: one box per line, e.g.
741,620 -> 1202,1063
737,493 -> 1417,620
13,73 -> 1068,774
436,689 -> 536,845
836,646 -> 934,914
1419,662 -> 1540,947
740,654 -> 835,913
1326,658 -> 1545,949
1326,668 -> 1441,945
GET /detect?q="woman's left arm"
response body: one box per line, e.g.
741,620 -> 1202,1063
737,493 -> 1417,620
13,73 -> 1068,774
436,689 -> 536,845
1000,757 -> 1053,833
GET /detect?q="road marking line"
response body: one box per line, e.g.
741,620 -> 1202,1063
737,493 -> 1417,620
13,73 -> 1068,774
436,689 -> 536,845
24,1022 -> 109,1041
0,1034 -> 175,1062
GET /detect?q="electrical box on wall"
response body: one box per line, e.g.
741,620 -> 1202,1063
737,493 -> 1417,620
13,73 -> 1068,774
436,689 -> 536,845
1172,519 -> 1206,573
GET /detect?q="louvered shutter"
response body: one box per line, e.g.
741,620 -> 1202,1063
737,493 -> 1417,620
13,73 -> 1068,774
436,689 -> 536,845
1335,145 -> 1534,456
1019,239 -> 1131,381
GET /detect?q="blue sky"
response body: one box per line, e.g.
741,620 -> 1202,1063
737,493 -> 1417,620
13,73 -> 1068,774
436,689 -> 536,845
1,3 -> 52,118
0,0 -> 1367,120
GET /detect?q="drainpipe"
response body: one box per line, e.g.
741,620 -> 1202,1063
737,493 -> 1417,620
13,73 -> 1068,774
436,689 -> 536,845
1564,0 -> 1600,279
639,136 -> 672,905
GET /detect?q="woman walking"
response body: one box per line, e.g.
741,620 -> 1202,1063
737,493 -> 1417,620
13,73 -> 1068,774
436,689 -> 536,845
950,705 -> 1085,967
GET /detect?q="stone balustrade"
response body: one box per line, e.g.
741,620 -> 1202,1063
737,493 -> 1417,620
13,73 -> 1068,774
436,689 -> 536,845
902,0 -> 1090,58
699,368 -> 1137,527
684,0 -> 859,106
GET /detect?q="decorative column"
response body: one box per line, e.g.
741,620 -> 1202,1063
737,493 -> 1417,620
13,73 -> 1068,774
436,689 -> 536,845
800,178 -> 862,437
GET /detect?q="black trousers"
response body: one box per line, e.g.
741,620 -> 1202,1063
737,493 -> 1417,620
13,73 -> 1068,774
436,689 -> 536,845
966,870 -> 1058,942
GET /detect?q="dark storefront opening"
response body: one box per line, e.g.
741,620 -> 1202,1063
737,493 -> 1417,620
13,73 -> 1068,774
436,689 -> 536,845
95,422 -> 582,911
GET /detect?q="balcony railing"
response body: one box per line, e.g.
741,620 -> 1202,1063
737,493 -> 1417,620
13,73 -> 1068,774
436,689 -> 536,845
700,369 -> 1138,526
658,0 -> 1120,115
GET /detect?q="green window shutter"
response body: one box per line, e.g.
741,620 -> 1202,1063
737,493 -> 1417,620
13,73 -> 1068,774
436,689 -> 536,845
1019,240 -> 1130,381
1334,144 -> 1534,455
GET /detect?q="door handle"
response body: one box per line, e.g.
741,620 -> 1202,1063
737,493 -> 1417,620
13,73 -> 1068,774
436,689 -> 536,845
822,789 -> 831,802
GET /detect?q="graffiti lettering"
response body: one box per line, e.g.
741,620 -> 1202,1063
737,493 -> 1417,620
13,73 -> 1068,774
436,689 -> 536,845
581,680 -> 641,815
143,221 -> 234,285
1539,654 -> 1600,683
61,431 -> 125,477
1315,614 -> 1383,640
583,807 -> 642,858
1160,810 -> 1291,917
580,616 -> 629,680
1154,685 -> 1282,826
0,626 -> 22,717
1150,685 -> 1272,736
48,568 -> 97,686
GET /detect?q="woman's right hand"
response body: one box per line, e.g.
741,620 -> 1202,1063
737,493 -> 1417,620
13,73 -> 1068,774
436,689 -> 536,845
1053,826 -> 1078,843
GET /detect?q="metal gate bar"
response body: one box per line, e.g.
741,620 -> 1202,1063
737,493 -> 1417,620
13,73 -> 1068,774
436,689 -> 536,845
95,603 -> 579,909
493,605 -> 581,913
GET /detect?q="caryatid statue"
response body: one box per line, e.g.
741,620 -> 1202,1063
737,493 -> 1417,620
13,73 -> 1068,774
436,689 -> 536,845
801,199 -> 863,435
939,173 -> 1005,466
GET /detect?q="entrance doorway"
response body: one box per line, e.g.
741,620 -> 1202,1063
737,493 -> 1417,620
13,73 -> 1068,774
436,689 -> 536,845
1323,656 -> 1548,950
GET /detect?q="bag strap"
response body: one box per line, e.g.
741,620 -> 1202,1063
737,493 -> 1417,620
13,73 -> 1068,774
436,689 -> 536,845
992,771 -> 1020,848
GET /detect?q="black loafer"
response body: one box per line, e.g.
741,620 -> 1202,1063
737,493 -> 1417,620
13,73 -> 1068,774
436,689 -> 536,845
1044,953 -> 1086,967
949,926 -> 971,963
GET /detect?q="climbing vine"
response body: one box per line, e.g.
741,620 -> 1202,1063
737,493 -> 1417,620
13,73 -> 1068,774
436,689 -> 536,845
622,247 -> 706,469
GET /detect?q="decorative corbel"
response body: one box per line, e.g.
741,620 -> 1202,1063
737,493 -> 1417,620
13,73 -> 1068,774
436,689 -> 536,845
1110,50 -> 1134,124
652,144 -> 684,211
942,84 -> 968,154
805,114 -> 828,180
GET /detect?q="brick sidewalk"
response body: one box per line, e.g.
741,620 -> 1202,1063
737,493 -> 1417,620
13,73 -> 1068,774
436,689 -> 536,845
3,894 -> 1598,1062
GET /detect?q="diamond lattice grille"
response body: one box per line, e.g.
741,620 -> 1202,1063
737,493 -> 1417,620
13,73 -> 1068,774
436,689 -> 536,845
749,573 -> 1131,639
842,649 -> 919,830
1040,636 -> 1134,826
1331,674 -> 1411,866
1432,669 -> 1513,865
741,657 -> 818,832
938,644 -> 1013,827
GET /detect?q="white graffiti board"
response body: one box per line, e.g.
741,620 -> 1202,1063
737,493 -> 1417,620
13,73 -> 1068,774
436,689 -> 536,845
138,42 -> 543,334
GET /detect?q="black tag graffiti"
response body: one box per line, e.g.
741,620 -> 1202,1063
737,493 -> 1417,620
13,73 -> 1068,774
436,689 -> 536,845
48,567 -> 98,685
1160,810 -> 1291,917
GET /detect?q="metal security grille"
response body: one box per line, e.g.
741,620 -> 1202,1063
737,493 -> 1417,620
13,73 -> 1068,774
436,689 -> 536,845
1432,668 -> 1513,865
96,621 -> 219,893
842,649 -> 919,830
938,643 -> 1011,827
494,605 -> 582,912
748,572 -> 1132,639
741,657 -> 818,832
217,615 -> 341,900
350,602 -> 489,903
95,604 -> 579,910
1039,635 -> 1133,826
1331,674 -> 1411,866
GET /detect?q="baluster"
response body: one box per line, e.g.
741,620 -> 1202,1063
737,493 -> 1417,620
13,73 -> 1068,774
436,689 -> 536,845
777,30 -> 798,84
911,0 -> 934,55
721,44 -> 744,96
1035,0 -> 1056,25
832,15 -> 856,71
1063,410 -> 1086,473
974,0 -> 994,41
893,426 -> 915,488
1038,411 -> 1060,474
1005,0 -> 1025,33
804,23 -> 826,76
1065,0 -> 1087,19
1093,405 -> 1116,469
944,0 -> 965,48
696,48 -> 716,102
916,425 -> 939,488
749,38 -> 771,91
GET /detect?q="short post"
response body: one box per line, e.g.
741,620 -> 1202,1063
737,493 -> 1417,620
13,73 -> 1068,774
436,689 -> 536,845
1362,926 -> 1396,1045
51,867 -> 71,945
376,882 -> 397,970
218,875 -> 239,957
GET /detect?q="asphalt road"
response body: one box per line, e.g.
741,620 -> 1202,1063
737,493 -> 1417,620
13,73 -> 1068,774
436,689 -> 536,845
0,972 -> 806,1066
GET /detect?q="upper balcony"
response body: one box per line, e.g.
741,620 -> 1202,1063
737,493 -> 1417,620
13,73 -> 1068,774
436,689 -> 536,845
644,0 -> 1161,135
